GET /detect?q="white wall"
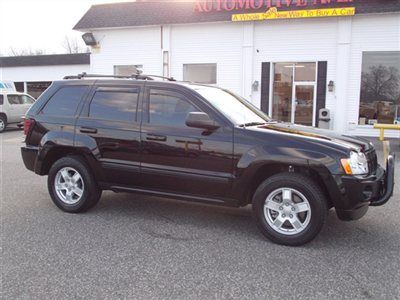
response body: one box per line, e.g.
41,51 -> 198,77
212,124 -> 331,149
90,27 -> 162,75
0,64 -> 90,82
170,22 -> 244,96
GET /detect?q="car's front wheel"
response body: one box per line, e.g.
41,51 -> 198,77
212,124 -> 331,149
252,173 -> 328,246
0,115 -> 7,132
48,156 -> 102,213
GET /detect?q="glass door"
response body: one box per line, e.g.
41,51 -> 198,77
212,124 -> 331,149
293,84 -> 315,126
272,62 -> 317,126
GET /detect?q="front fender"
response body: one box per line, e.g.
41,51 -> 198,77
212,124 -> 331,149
232,144 -> 343,206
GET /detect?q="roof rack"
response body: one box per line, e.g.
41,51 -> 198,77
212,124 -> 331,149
63,72 -> 176,81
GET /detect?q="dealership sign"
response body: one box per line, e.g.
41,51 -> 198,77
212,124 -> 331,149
194,0 -> 355,12
231,6 -> 355,21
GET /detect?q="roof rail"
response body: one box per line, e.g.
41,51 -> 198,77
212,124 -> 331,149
63,72 -> 176,81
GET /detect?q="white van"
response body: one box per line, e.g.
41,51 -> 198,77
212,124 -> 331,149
0,81 -> 35,132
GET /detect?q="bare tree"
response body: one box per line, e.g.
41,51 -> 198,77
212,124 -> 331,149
8,47 -> 47,56
361,65 -> 400,104
62,36 -> 89,54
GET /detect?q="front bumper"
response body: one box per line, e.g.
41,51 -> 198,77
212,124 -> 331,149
335,153 -> 395,221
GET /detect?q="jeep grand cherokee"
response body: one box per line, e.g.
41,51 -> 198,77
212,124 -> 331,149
21,73 -> 395,246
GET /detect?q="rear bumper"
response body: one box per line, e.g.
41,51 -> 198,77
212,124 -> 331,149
21,146 -> 39,173
335,153 -> 395,221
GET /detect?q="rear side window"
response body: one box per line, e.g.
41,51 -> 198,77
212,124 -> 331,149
41,86 -> 88,117
0,95 -> 3,105
7,94 -> 35,105
8,95 -> 21,105
89,89 -> 139,122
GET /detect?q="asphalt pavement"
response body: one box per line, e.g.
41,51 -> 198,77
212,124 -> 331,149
1,129 -> 399,299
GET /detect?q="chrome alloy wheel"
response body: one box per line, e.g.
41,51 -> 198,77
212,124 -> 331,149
0,119 -> 5,132
54,167 -> 84,205
264,188 -> 311,235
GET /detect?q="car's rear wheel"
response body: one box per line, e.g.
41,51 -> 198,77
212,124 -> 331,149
0,115 -> 7,132
252,172 -> 328,246
48,156 -> 102,213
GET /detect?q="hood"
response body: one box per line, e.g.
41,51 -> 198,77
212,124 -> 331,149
251,122 -> 373,152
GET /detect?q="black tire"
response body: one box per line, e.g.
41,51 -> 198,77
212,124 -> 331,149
0,115 -> 7,133
48,156 -> 102,213
252,172 -> 328,246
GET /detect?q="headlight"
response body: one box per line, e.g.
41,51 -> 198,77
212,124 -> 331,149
340,151 -> 369,175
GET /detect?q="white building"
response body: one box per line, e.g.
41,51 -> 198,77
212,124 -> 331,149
0,54 -> 90,98
72,0 -> 399,138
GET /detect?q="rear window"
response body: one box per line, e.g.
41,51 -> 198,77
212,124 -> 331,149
89,89 -> 139,122
0,95 -> 3,105
41,86 -> 88,117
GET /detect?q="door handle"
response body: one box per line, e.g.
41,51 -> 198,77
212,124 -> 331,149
146,134 -> 167,142
80,127 -> 98,134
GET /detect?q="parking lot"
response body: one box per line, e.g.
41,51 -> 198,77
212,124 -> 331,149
1,128 -> 399,299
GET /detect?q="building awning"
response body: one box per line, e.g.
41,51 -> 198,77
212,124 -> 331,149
0,53 -> 90,68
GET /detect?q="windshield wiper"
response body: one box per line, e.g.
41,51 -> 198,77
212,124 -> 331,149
239,122 -> 267,127
239,120 -> 276,127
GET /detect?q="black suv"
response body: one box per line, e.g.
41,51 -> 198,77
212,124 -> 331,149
21,73 -> 395,246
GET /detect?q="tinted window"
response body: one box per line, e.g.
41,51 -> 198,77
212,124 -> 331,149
149,90 -> 199,127
0,95 -> 3,105
8,94 -> 34,105
89,89 -> 139,122
8,95 -> 21,105
42,86 -> 88,117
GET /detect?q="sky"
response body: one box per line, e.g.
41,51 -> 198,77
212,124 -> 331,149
0,0 -> 135,56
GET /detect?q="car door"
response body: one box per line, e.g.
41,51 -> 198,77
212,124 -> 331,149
6,94 -> 26,123
75,83 -> 143,187
139,83 -> 234,201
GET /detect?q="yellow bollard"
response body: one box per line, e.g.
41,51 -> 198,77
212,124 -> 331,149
383,140 -> 390,164
373,123 -> 399,163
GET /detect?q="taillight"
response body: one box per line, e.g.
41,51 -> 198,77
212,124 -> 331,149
23,118 -> 35,136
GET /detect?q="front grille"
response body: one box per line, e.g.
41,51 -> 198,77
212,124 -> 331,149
365,149 -> 378,173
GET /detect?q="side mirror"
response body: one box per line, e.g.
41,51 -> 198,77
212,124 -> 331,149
186,112 -> 220,131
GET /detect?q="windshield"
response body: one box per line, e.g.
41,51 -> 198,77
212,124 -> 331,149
193,85 -> 271,126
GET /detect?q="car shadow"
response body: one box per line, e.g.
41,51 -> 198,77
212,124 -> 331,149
89,191 -> 396,249
1,127 -> 23,133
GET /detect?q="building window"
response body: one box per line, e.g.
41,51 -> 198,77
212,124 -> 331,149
14,82 -> 25,93
27,82 -> 52,99
114,65 -> 143,76
183,63 -> 217,84
359,51 -> 400,125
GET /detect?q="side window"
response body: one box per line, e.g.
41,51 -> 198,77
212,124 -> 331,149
149,90 -> 200,127
0,95 -> 3,105
41,86 -> 88,117
7,95 -> 21,105
89,89 -> 139,122
21,95 -> 35,104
